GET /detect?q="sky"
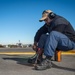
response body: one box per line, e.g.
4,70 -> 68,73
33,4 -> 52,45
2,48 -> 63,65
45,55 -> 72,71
0,0 -> 75,45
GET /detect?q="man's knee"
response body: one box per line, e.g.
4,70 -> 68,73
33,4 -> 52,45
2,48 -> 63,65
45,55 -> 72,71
40,34 -> 47,40
50,31 -> 64,38
50,31 -> 59,35
40,34 -> 46,38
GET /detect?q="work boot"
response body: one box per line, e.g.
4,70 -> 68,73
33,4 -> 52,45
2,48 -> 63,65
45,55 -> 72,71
28,54 -> 42,64
35,58 -> 52,70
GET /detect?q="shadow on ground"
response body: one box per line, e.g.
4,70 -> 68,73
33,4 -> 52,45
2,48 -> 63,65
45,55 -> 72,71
52,63 -> 75,72
3,56 -> 34,67
3,56 -> 75,72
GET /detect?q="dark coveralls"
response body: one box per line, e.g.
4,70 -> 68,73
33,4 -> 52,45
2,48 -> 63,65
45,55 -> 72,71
34,15 -> 75,57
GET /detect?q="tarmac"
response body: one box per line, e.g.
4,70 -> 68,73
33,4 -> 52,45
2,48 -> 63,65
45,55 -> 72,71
0,48 -> 75,75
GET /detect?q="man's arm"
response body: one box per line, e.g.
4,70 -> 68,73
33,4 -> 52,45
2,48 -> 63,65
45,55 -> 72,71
34,24 -> 48,43
33,24 -> 48,51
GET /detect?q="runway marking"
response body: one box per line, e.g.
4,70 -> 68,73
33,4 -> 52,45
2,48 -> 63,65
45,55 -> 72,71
0,52 -> 35,55
0,52 -> 75,55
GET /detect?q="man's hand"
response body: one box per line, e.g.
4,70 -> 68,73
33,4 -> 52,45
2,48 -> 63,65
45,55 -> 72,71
32,44 -> 37,51
32,42 -> 38,51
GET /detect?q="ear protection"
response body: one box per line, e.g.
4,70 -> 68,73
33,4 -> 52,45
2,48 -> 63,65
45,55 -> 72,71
48,12 -> 56,19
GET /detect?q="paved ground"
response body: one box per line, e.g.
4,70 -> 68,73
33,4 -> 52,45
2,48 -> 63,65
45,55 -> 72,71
0,47 -> 33,52
0,48 -> 75,75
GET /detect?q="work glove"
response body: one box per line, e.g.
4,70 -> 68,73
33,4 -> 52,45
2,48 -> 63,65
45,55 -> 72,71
36,48 -> 43,56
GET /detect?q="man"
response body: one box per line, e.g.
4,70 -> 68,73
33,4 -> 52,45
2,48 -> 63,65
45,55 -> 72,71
28,10 -> 75,70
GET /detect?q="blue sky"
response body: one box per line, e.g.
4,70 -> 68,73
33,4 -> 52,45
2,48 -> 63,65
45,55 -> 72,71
0,0 -> 75,45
